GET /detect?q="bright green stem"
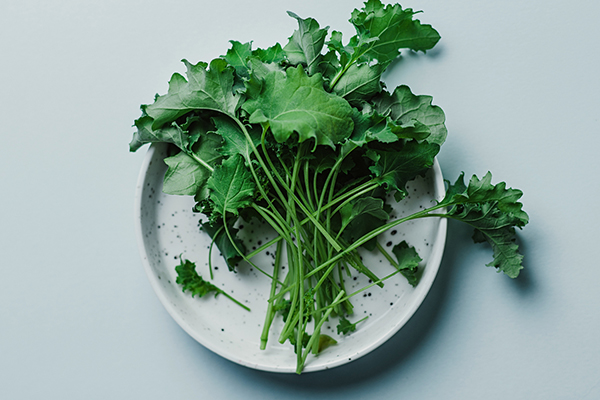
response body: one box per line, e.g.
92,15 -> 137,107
256,127 -> 342,252
221,210 -> 276,282
288,146 -> 306,365
297,290 -> 345,373
327,44 -> 373,92
207,225 -> 224,280
306,203 -> 448,280
314,269 -> 402,315
330,182 -> 380,217
189,152 -> 214,172
260,240 -> 284,350
218,290 -> 251,312
376,241 -> 401,270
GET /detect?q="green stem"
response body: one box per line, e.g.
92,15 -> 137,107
221,209 -> 277,282
207,225 -> 224,280
376,241 -> 400,269
306,203 -> 448,280
257,126 -> 342,252
189,152 -> 214,172
260,239 -> 284,350
327,44 -> 373,92
314,269 -> 402,315
297,290 -> 345,373
218,290 -> 251,312
329,181 -> 379,216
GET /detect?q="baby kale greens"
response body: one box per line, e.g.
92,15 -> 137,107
175,257 -> 250,311
130,0 -> 528,373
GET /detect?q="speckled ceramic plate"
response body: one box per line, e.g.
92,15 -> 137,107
134,142 -> 447,373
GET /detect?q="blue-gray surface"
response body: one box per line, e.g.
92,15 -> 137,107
1,0 -> 599,398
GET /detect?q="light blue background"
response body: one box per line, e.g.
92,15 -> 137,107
1,0 -> 599,398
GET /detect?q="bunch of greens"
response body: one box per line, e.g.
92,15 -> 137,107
130,0 -> 528,373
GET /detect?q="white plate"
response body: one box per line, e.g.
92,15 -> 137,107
134,142 -> 447,373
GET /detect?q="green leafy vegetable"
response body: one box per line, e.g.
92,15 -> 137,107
200,220 -> 246,271
175,257 -> 250,311
372,85 -> 447,146
146,58 -> 242,129
337,315 -> 369,335
206,154 -> 256,216
130,0 -> 528,374
440,172 -> 528,278
366,139 -> 440,200
243,66 -> 354,148
284,12 -> 329,76
350,1 -> 440,62
392,240 -> 423,286
162,132 -> 222,196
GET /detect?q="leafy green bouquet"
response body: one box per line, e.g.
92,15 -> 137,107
130,0 -> 528,373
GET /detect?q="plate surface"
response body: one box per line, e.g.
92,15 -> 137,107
134,142 -> 447,373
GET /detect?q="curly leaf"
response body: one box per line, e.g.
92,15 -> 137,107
175,258 -> 222,298
201,220 -> 246,271
222,40 -> 253,77
145,58 -> 242,129
162,131 -> 222,197
242,66 -> 354,149
283,12 -> 329,76
366,140 -> 439,198
175,257 -> 250,310
337,316 -> 367,335
392,241 -> 423,286
371,85 -> 447,146
209,115 -> 260,160
350,0 -> 441,64
207,154 -> 256,215
350,106 -> 431,147
253,43 -> 286,64
442,173 -> 529,278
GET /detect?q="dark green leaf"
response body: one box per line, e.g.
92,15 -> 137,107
350,106 -> 430,147
175,257 -> 249,310
222,40 -> 253,77
391,241 -> 422,286
371,85 -> 447,146
200,220 -> 246,271
443,172 -> 529,225
316,50 -> 341,84
247,57 -> 285,82
252,43 -> 286,64
366,140 -> 439,198
162,132 -> 222,196
341,197 -> 390,251
331,62 -> 384,103
336,315 -> 368,335
339,196 -> 389,234
130,115 -> 189,152
145,58 -> 242,129
210,115 -> 261,160
350,0 -> 441,64
326,30 -> 353,68
242,66 -> 354,149
207,154 -> 256,215
283,12 -> 329,76
442,173 -> 529,278
176,258 -> 222,298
